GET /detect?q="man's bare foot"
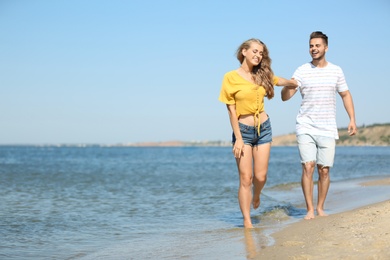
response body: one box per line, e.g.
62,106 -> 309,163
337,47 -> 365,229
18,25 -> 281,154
252,196 -> 260,210
304,210 -> 315,220
317,209 -> 328,217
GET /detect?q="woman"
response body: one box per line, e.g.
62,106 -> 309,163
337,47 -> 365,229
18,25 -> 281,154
219,38 -> 297,228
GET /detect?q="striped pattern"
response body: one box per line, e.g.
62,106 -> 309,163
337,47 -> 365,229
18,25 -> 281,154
293,62 -> 349,139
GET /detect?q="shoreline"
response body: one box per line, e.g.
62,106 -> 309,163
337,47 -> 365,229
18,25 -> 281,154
256,178 -> 390,259
76,176 -> 390,259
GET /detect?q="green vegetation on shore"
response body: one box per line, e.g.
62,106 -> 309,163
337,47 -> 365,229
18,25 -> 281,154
269,123 -> 390,146
337,123 -> 390,146
129,123 -> 390,147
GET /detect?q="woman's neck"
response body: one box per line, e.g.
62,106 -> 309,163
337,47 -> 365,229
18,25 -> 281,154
240,64 -> 252,73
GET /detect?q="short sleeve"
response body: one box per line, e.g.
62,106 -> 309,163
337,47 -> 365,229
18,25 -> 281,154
273,76 -> 279,86
218,73 -> 236,105
336,67 -> 349,93
292,67 -> 302,89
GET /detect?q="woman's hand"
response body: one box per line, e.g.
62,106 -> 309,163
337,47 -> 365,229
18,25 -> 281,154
233,139 -> 245,159
276,77 -> 298,89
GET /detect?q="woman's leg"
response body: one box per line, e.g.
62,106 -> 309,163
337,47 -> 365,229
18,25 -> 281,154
252,143 -> 271,210
236,144 -> 254,228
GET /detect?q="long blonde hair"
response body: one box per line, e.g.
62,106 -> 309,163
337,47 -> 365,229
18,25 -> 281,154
236,38 -> 274,99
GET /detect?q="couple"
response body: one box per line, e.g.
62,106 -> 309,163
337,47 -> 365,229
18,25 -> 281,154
218,31 -> 357,228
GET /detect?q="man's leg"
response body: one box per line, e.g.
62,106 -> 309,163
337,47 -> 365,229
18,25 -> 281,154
297,134 -> 317,220
315,135 -> 335,216
302,162 -> 316,219
317,165 -> 330,216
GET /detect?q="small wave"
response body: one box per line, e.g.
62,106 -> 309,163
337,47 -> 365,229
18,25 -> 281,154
265,204 -> 305,217
253,203 -> 306,226
268,182 -> 301,191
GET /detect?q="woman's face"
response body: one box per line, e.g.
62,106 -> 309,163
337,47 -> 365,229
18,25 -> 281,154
242,42 -> 263,66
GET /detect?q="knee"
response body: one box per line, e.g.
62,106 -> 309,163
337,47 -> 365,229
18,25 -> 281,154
318,166 -> 330,179
254,173 -> 267,183
302,161 -> 316,175
240,174 -> 253,187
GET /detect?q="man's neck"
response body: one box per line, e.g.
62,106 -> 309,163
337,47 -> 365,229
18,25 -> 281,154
311,58 -> 328,68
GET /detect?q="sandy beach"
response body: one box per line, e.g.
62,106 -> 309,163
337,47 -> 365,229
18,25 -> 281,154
257,179 -> 390,260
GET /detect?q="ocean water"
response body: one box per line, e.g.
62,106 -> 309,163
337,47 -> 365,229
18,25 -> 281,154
0,146 -> 389,259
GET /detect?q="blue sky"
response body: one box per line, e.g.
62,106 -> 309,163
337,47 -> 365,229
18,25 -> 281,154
1,0 -> 389,144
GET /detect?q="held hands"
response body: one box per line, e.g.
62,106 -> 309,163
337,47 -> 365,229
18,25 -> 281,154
290,78 -> 298,89
276,77 -> 298,89
233,139 -> 244,159
283,78 -> 298,89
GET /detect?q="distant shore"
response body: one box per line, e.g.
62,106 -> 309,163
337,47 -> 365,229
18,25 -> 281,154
1,124 -> 388,148
127,123 -> 390,147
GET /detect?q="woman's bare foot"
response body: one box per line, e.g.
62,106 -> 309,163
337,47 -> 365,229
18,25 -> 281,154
317,208 -> 328,217
252,196 -> 260,210
252,182 -> 261,210
304,210 -> 315,220
243,218 -> 254,228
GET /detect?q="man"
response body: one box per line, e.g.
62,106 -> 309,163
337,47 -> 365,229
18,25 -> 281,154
281,31 -> 357,219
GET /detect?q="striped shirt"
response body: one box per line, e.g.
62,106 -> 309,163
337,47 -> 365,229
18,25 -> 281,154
292,62 -> 349,139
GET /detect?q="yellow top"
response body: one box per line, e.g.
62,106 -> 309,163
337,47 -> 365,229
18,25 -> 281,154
218,70 -> 279,134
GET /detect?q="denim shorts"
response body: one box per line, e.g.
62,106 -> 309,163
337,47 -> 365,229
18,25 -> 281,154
232,117 -> 272,147
297,134 -> 336,167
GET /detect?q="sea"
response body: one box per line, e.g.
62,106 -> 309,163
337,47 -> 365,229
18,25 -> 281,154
0,145 -> 389,260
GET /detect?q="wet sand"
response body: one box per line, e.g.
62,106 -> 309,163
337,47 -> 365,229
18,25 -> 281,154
78,176 -> 390,260
257,178 -> 390,260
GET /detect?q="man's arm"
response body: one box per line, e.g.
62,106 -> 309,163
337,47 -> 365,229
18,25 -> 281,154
281,86 -> 298,101
276,77 -> 298,101
338,90 -> 357,136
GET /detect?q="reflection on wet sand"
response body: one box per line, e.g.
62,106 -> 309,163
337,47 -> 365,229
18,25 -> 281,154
242,228 -> 269,259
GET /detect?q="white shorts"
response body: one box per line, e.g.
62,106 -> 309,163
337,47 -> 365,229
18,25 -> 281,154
297,134 -> 336,167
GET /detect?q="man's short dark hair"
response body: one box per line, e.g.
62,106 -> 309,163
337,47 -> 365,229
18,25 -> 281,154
310,31 -> 328,46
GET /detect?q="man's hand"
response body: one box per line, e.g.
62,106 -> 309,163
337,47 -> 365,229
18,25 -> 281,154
348,122 -> 357,136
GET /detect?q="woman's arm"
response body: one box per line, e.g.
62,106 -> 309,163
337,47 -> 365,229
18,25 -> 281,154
226,104 -> 244,159
276,76 -> 299,101
276,77 -> 298,89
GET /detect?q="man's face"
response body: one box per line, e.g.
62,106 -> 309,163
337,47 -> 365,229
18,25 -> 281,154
309,38 -> 328,60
